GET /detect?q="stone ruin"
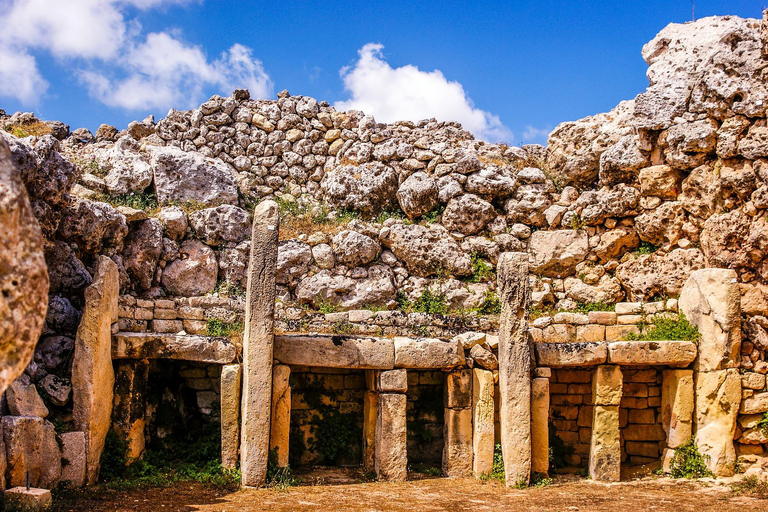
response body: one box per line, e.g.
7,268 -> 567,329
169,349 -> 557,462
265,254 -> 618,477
0,10 -> 767,493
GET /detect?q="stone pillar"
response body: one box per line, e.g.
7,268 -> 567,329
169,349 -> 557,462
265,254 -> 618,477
496,251 -> 531,486
680,268 -> 742,476
60,431 -> 87,488
661,369 -> 694,469
269,365 -> 291,467
531,375 -> 550,476
220,364 -> 242,469
443,369 -> 473,477
72,255 -> 119,485
363,370 -> 378,473
375,390 -> 407,482
472,368 -> 494,477
240,201 -> 279,487
589,365 -> 622,482
112,360 -> 149,463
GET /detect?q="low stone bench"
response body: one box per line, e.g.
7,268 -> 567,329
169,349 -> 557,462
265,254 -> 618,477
112,332 -> 237,364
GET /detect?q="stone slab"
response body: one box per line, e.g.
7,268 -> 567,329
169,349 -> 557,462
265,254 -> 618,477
112,332 -> 237,364
531,377 -> 550,475
393,337 -> 464,369
274,334 -> 394,369
220,364 -> 241,469
269,365 -> 290,467
589,405 -> 620,482
59,431 -> 86,487
377,369 -> 407,393
534,342 -> 607,367
472,369 -> 495,477
3,487 -> 52,512
593,365 -> 623,406
661,369 -> 694,449
443,407 -> 473,477
375,393 -> 407,482
607,340 -> 696,366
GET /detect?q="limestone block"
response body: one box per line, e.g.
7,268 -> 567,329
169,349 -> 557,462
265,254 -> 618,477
241,200 -> 278,487
363,390 -> 378,472
60,431 -> 86,487
593,365 -> 623,406
472,369 -> 495,476
220,364 -> 241,469
375,393 -> 407,482
453,332 -> 486,350
497,252 -> 532,487
112,332 -> 237,364
694,368 -> 741,476
469,344 -> 498,370
72,256 -> 118,485
377,369 -> 407,393
269,365 -> 290,467
3,417 -> 60,489
679,269 -> 741,371
5,376 -> 48,418
3,487 -> 52,512
742,372 -> 766,390
393,337 -> 464,369
661,369 -> 694,449
740,391 -> 768,414
588,405 -> 620,482
534,342 -> 607,367
445,369 -> 472,408
576,324 -> 606,342
111,361 -> 148,463
607,340 -> 696,366
531,377 -> 550,475
443,407 -> 473,477
274,334 -> 394,369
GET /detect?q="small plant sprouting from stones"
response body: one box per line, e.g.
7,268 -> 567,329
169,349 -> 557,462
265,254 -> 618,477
624,313 -> 699,342
266,448 -> 299,491
668,438 -> 714,479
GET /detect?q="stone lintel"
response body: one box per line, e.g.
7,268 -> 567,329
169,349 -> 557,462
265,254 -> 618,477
274,334 -> 395,369
534,342 -> 607,367
393,337 -> 465,369
607,340 -> 696,366
112,332 -> 237,364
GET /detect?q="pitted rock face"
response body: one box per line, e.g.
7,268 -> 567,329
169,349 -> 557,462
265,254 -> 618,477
0,136 -> 49,396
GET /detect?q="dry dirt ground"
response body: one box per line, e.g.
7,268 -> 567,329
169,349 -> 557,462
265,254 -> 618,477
53,467 -> 768,512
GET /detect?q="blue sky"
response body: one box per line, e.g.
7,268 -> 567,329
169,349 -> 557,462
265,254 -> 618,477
0,0 -> 763,144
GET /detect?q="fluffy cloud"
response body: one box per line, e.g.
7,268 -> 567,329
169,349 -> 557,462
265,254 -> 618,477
522,125 -> 553,144
0,0 -> 272,109
335,43 -> 511,142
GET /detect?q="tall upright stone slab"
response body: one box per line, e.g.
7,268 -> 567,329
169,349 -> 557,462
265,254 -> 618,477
589,365 -> 622,482
240,200 -> 279,487
363,370 -> 378,472
680,268 -> 741,476
530,377 -> 550,475
444,369 -> 472,477
661,369 -> 694,449
375,393 -> 407,481
72,256 -> 118,485
269,365 -> 291,467
220,364 -> 242,469
472,369 -> 495,477
111,360 -> 149,463
496,251 -> 531,486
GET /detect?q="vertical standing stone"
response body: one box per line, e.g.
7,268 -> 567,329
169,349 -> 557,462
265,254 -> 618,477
72,256 -> 119,485
240,200 -> 279,487
375,393 -> 407,481
472,368 -> 495,477
111,360 -> 149,463
220,364 -> 242,469
59,431 -> 87,488
589,365 -> 622,482
443,369 -> 473,477
530,376 -> 550,475
269,365 -> 291,467
661,369 -> 694,449
363,370 -> 378,472
496,251 -> 531,486
680,268 -> 742,476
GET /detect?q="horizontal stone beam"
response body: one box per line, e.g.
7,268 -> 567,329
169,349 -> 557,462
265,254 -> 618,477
112,332 -> 237,364
607,340 -> 697,367
393,337 -> 464,369
534,342 -> 607,367
274,334 -> 394,369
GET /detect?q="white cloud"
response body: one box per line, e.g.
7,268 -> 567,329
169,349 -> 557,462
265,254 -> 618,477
522,125 -> 553,144
0,0 -> 272,110
335,43 -> 511,142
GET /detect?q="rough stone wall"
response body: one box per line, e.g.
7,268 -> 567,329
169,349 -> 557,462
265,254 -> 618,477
620,369 -> 664,466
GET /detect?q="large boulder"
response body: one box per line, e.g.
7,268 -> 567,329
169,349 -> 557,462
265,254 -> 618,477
161,240 -> 218,296
396,171 -> 438,219
528,230 -> 588,277
93,136 -> 153,195
276,240 -> 312,286
442,194 -> 496,235
598,134 -> 649,186
189,205 -> 251,246
57,198 -> 128,256
634,201 -> 686,248
564,275 -> 625,304
44,241 -> 91,295
322,162 -> 399,215
332,230 -> 381,268
121,218 -> 163,292
700,209 -> 768,279
295,265 -> 396,310
0,137 -> 49,396
380,223 -> 472,277
148,146 -> 239,206
616,248 -> 705,300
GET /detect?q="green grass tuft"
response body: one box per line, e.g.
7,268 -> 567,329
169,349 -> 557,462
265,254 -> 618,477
624,313 -> 699,342
668,438 -> 713,479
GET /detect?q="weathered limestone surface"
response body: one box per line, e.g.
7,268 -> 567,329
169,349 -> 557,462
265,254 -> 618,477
0,136 -> 49,396
589,365 -> 622,482
240,200 -> 278,487
72,256 -> 118,485
3,416 -> 61,489
393,337 -> 464,369
111,360 -> 148,462
269,365 -> 291,467
534,342 -> 607,367
661,369 -> 694,449
593,365 -> 623,407
694,368 -> 741,476
443,407 -> 473,477
112,332 -> 237,364
221,364 -> 242,469
6,376 -> 48,418
445,369 -> 472,408
378,369 -> 407,393
530,377 -> 550,475
679,269 -> 741,372
274,334 -> 394,369
60,431 -> 87,487
363,387 -> 378,472
473,369 -> 495,477
375,393 -> 407,482
607,340 -> 696,366
497,252 -> 531,486
3,487 -> 52,512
